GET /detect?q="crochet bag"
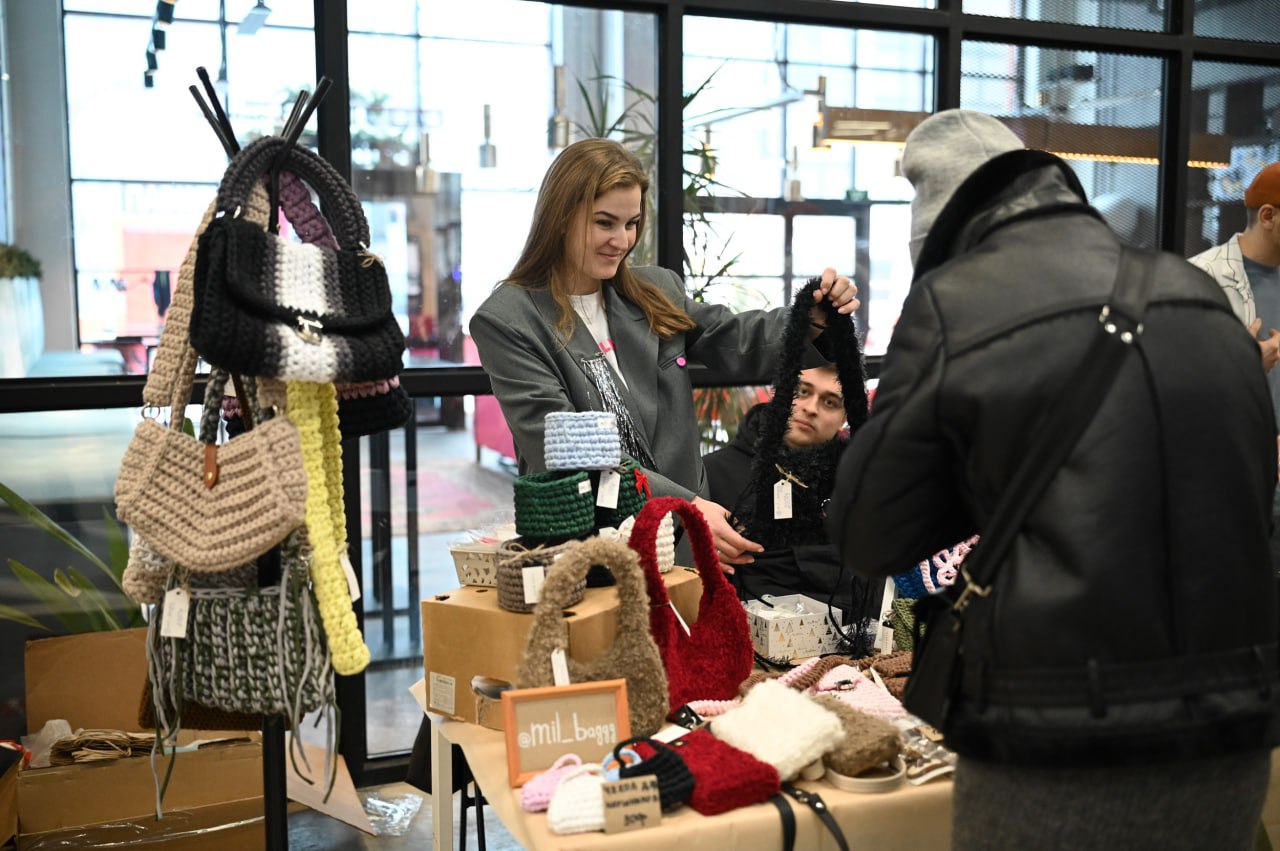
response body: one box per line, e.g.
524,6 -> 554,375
656,729 -> 780,816
512,470 -> 597,539
515,537 -> 669,737
736,278 -> 868,549
546,763 -> 606,835
274,170 -> 412,438
191,135 -> 405,383
146,528 -> 333,727
629,497 -> 754,710
115,351 -> 308,575
810,695 -> 902,780
520,753 -> 582,813
891,537 -> 976,600
612,736 -> 695,811
709,679 -> 844,782
495,537 -> 585,614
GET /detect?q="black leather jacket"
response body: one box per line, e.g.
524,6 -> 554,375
828,153 -> 1280,764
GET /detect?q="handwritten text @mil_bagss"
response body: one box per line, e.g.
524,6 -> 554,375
517,712 -> 617,748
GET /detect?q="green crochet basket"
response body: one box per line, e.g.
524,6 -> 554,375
513,470 -> 597,539
594,457 -> 651,529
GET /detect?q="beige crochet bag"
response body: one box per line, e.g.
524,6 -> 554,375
516,537 -> 669,737
114,186 -> 307,574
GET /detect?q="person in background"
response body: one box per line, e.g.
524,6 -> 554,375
1189,161 -> 1280,572
827,109 -> 1280,850
703,359 -> 882,649
470,137 -> 858,566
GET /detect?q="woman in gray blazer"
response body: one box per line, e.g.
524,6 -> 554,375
470,138 -> 859,566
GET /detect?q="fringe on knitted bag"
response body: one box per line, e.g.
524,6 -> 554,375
145,527 -> 337,806
191,135 -> 405,384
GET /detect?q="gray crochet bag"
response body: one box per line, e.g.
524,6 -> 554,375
146,528 -> 334,728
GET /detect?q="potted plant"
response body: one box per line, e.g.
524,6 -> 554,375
0,244 -> 42,281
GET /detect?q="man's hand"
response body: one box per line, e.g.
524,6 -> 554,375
692,496 -> 762,574
1252,318 -> 1280,373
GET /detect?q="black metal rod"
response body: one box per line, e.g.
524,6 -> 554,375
262,715 -> 288,850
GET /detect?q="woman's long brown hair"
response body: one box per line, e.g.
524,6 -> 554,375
501,138 -> 695,341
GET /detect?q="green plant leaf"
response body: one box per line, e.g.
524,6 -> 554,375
101,507 -> 129,591
9,560 -> 93,634
0,481 -> 110,574
62,567 -> 121,631
0,601 -> 49,632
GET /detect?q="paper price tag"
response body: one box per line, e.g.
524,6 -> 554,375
340,549 -> 361,603
160,588 -> 190,639
578,479 -> 592,494
597,469 -> 621,509
602,775 -> 662,834
522,564 -> 546,604
773,479 -> 793,519
550,648 -> 571,686
669,600 -> 691,638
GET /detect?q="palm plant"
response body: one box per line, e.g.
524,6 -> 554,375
0,481 -> 143,633
573,65 -> 764,449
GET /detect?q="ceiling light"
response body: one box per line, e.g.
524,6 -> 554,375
814,106 -> 1232,169
238,0 -> 271,36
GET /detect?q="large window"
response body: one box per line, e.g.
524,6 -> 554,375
962,42 -> 1164,250
683,17 -> 932,355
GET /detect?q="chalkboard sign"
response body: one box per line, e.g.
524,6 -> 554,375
501,679 -> 631,786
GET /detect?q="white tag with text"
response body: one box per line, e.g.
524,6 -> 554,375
160,588 -> 189,639
578,479 -> 592,494
522,564 -> 546,604
773,479 -> 793,519
597,469 -> 621,509
340,549 -> 361,603
551,648 -> 571,686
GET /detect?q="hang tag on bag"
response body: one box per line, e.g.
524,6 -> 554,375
669,601 -> 691,638
578,480 -> 592,495
522,564 -> 546,604
551,648 -> 571,686
597,469 -> 621,509
340,549 -> 361,603
773,480 -> 793,519
160,588 -> 190,639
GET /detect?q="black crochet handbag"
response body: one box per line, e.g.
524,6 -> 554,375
735,277 -> 868,549
191,134 -> 405,383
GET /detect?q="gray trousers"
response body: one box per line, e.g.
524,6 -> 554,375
953,750 -> 1271,851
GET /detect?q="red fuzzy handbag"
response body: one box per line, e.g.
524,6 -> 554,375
628,497 -> 754,710
635,729 -> 779,816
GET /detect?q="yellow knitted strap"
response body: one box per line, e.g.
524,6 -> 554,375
288,380 -> 370,675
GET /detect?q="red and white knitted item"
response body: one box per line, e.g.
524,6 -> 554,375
710,679 -> 845,781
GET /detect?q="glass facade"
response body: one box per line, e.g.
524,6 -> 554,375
1,0 -> 1276,783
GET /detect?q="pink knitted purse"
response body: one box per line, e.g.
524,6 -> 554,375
519,754 -> 583,812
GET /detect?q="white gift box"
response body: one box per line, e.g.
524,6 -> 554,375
744,594 -> 845,663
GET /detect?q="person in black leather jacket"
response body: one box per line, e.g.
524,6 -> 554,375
827,109 -> 1280,850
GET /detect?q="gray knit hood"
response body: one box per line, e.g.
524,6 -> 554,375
902,110 -> 1024,266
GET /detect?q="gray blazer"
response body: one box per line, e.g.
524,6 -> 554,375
469,265 -> 787,500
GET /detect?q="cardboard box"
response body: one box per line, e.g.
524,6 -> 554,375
19,629 -> 266,849
745,593 -> 845,663
423,566 -> 704,725
18,796 -> 265,851
0,751 -> 18,849
25,628 -> 150,735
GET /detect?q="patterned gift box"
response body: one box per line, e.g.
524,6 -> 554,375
744,594 -> 845,664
